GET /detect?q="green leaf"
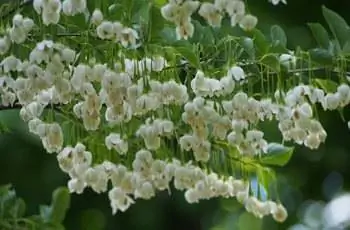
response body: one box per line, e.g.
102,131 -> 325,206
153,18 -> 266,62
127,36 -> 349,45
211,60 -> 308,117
307,23 -> 330,49
80,209 -> 106,230
312,78 -> 338,93
0,188 -> 17,218
0,184 -> 11,197
270,25 -> 287,47
259,143 -> 294,166
322,6 -> 350,48
171,41 -> 200,68
260,54 -> 280,71
250,29 -> 269,56
9,198 -> 26,218
257,166 -> 276,197
50,187 -> 70,223
132,1 -> 151,25
154,0 -> 167,7
309,48 -> 334,65
341,40 -> 350,55
39,187 -> 70,224
39,205 -> 53,223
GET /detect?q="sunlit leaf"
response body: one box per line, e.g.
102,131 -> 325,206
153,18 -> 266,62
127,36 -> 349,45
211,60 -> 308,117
257,166 -> 276,198
312,78 -> 338,93
259,143 -> 294,166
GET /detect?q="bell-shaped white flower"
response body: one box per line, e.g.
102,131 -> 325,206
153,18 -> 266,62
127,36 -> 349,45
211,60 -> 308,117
228,66 -> 245,81
198,3 -> 223,27
239,14 -> 258,31
105,133 -> 128,155
91,9 -> 103,26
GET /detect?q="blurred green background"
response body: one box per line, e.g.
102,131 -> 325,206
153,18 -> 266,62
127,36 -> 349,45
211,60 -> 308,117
1,0 -> 350,229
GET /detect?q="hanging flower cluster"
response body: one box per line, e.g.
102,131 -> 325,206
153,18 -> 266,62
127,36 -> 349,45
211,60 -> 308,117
0,0 -> 346,224
161,0 -> 258,40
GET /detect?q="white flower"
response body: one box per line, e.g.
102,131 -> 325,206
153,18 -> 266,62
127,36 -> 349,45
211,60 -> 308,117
279,53 -> 296,69
96,21 -> 116,40
193,141 -> 211,162
120,28 -> 139,48
105,133 -> 128,155
61,47 -> 76,63
68,178 -> 86,194
91,9 -> 103,26
23,18 -> 35,33
185,189 -> 199,203
134,181 -> 155,199
33,0 -> 43,14
57,147 -> 74,173
62,0 -> 87,16
227,1 -> 245,26
198,3 -> 223,27
239,14 -> 258,31
42,123 -> 64,153
0,36 -> 11,55
269,0 -> 287,5
176,20 -> 194,40
322,93 -> 340,110
271,203 -> 288,222
9,27 -> 27,44
304,134 -> 321,149
228,66 -> 245,81
42,0 -> 62,25
108,187 -> 135,214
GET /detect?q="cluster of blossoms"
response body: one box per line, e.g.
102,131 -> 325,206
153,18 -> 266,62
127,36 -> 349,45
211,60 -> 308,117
56,143 -> 287,221
161,0 -> 258,40
34,0 -> 87,25
0,0 -> 347,224
0,13 -> 34,55
95,18 -> 140,49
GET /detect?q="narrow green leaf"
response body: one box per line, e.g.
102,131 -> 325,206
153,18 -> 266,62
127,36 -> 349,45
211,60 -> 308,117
342,40 -> 350,55
270,25 -> 287,47
40,205 -> 53,223
307,23 -> 330,49
50,187 -> 70,223
259,143 -> 294,166
9,198 -> 26,218
309,48 -> 334,65
322,6 -> 350,48
251,29 -> 269,56
257,166 -> 276,197
312,78 -> 338,93
172,42 -> 200,68
260,54 -> 280,71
